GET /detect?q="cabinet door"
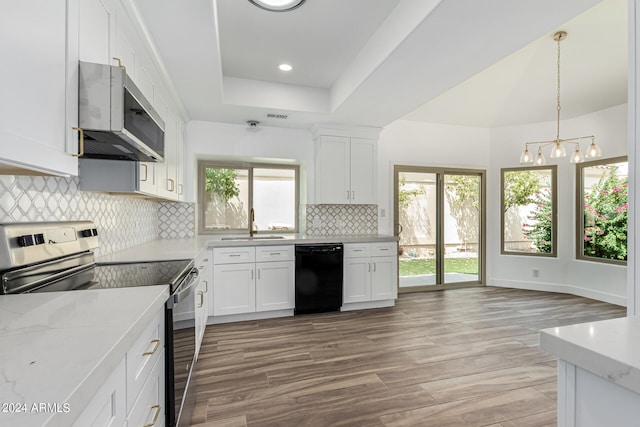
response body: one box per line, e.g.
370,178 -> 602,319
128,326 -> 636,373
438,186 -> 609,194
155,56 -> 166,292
176,121 -> 185,200
343,257 -> 371,304
126,352 -> 165,427
315,136 -> 350,203
78,0 -> 112,64
213,263 -> 256,315
256,261 -> 294,311
72,358 -> 126,427
0,0 -> 78,176
350,138 -> 376,204
371,256 -> 398,301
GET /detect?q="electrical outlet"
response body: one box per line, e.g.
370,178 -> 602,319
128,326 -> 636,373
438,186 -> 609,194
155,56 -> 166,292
380,208 -> 386,218
532,269 -> 540,278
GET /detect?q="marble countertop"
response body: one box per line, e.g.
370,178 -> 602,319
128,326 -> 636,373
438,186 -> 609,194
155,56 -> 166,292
96,234 -> 398,263
540,315 -> 640,394
0,286 -> 169,427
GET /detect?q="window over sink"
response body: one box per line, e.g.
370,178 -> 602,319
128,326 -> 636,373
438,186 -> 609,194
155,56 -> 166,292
197,161 -> 300,235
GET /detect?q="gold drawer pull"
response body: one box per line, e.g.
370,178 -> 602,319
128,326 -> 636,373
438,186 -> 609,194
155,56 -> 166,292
203,280 -> 208,293
72,127 -> 84,157
143,339 -> 161,356
197,291 -> 204,308
143,404 -> 161,427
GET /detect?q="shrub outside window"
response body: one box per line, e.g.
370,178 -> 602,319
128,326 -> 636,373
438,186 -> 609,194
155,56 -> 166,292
198,161 -> 299,235
576,157 -> 628,264
501,166 -> 557,257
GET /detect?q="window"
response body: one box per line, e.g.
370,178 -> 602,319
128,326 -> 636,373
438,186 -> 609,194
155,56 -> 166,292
501,166 -> 557,256
576,156 -> 628,264
198,161 -> 299,234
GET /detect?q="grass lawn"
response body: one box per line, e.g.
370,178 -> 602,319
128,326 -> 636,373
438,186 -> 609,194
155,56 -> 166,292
399,258 -> 478,276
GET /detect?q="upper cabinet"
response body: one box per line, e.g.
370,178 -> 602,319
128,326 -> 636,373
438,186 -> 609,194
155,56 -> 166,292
313,126 -> 381,205
75,0 -> 186,201
0,0 -> 79,176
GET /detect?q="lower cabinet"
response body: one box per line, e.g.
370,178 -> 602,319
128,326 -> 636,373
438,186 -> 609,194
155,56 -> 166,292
73,308 -> 165,427
194,248 -> 212,357
212,246 -> 294,317
343,242 -> 398,305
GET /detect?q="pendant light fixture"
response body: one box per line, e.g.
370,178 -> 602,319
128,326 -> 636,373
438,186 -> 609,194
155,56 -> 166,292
519,31 -> 602,165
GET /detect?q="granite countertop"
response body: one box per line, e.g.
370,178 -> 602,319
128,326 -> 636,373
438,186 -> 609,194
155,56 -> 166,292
96,234 -> 398,263
0,286 -> 169,427
539,315 -> 640,394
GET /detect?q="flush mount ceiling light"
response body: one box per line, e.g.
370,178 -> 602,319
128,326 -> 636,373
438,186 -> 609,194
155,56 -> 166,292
246,120 -> 261,132
248,0 -> 306,12
279,63 -> 293,71
519,31 -> 602,166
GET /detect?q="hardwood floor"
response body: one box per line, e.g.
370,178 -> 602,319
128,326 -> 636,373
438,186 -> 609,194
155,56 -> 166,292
189,287 -> 626,426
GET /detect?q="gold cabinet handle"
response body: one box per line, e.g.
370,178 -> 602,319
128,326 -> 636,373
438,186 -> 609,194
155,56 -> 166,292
112,57 -> 126,71
72,127 -> 84,157
203,280 -> 208,293
143,405 -> 161,427
167,178 -> 175,192
178,184 -> 183,195
140,164 -> 148,182
142,339 -> 161,356
197,291 -> 204,308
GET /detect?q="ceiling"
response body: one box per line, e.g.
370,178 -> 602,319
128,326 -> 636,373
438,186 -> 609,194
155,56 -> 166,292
132,0 -> 627,130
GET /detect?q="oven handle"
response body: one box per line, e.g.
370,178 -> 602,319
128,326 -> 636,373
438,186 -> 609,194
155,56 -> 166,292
173,267 -> 199,304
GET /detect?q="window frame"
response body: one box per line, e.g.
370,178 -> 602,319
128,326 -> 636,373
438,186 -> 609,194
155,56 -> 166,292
575,156 -> 628,265
500,165 -> 558,257
197,160 -> 300,235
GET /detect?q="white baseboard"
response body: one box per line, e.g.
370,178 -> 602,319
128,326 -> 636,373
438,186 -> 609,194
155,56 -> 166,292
491,279 -> 626,307
208,309 -> 294,324
341,299 -> 395,311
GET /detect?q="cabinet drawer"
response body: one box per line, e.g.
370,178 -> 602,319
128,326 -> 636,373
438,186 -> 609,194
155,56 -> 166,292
127,350 -> 165,427
344,243 -> 371,258
213,247 -> 256,264
371,242 -> 397,257
126,309 -> 164,412
255,245 -> 294,262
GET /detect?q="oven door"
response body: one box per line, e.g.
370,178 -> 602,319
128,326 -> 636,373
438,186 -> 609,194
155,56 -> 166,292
166,268 -> 198,427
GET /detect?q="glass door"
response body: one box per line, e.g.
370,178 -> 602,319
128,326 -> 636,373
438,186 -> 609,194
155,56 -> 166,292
394,166 -> 484,291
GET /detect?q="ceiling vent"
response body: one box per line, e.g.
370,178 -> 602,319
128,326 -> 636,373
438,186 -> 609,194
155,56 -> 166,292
266,113 -> 288,120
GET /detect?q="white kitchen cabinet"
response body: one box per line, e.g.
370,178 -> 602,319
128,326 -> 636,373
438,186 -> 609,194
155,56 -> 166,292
73,306 -> 165,427
78,0 -> 113,65
0,0 -> 79,176
343,242 -> 398,306
72,358 -> 126,427
314,135 -> 377,204
213,262 -> 256,315
212,246 -> 294,318
195,248 -> 212,357
256,260 -> 295,312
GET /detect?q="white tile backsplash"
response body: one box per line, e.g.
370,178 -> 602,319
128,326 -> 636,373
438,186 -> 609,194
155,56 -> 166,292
306,204 -> 378,236
159,202 -> 196,239
0,175 -> 159,257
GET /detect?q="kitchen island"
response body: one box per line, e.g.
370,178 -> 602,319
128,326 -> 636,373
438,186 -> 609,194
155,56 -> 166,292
539,316 -> 640,427
0,286 -> 168,427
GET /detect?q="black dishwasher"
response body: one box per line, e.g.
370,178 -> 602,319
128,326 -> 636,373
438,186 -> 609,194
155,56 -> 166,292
295,244 -> 343,314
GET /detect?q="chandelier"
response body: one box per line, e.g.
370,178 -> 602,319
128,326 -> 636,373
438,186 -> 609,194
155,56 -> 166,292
519,31 -> 602,166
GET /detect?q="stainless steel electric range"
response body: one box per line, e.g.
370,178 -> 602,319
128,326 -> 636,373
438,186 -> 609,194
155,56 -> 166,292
0,221 -> 198,427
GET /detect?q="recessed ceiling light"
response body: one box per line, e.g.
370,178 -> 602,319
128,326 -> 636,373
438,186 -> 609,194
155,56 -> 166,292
279,64 -> 293,71
248,0 -> 306,12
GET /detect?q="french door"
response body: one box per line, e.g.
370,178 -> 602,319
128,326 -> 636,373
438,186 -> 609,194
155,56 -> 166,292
394,166 -> 485,292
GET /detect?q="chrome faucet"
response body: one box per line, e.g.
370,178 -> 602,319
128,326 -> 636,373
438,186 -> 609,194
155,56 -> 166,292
250,208 -> 256,237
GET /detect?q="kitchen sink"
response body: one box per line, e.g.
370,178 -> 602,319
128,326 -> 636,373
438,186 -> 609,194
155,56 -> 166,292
220,236 -> 286,241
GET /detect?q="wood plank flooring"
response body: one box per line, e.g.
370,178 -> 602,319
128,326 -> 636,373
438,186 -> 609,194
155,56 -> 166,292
189,287 -> 626,426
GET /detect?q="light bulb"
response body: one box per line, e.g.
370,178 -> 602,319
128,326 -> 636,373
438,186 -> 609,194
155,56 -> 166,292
535,148 -> 546,166
585,140 -> 602,159
549,141 -> 566,158
520,148 -> 533,164
569,146 -> 584,164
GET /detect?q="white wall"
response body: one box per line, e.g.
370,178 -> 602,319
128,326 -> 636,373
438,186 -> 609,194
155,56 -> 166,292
185,120 -> 315,206
377,120 -> 491,235
489,104 -> 628,305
